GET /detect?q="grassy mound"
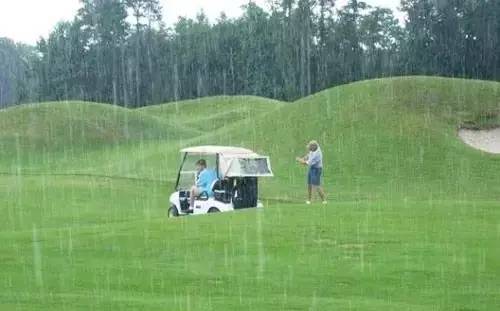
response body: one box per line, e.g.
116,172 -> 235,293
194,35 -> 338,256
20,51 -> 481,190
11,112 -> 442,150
0,101 -> 200,149
0,101 -> 197,174
139,96 -> 284,132
2,78 -> 499,194
227,77 -> 500,201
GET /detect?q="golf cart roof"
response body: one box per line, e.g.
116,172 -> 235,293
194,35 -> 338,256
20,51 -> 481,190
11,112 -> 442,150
179,145 -> 273,177
181,146 -> 257,156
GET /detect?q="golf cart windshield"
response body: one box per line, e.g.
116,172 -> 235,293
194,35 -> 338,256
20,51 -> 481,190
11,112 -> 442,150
221,156 -> 273,177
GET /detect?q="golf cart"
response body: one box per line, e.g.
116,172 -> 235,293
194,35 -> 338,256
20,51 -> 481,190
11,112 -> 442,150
168,146 -> 273,217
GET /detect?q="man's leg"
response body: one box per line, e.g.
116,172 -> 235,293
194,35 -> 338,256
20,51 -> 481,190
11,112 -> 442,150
307,184 -> 312,203
315,169 -> 326,203
317,186 -> 326,202
307,169 -> 313,203
190,186 -> 199,208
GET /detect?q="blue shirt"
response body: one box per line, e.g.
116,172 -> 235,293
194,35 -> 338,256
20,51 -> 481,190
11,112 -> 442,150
196,168 -> 218,196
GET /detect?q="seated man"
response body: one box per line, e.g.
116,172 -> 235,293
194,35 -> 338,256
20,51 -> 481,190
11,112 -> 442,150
190,159 -> 218,209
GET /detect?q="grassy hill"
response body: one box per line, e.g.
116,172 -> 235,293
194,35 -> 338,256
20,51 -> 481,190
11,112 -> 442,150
233,77 -> 500,201
0,101 -> 197,175
0,97 -> 283,178
0,77 -> 499,310
139,95 -> 285,132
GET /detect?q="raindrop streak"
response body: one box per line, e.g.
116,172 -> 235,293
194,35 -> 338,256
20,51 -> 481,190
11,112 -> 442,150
256,210 -> 265,280
32,224 -> 43,288
309,291 -> 318,311
68,227 -> 73,257
15,134 -> 21,175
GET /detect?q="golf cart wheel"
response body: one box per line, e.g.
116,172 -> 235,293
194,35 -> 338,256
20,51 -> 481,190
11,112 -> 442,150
168,206 -> 179,218
208,207 -> 220,214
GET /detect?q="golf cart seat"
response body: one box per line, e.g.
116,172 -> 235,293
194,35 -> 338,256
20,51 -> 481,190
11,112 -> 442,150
213,179 -> 232,203
197,179 -> 220,200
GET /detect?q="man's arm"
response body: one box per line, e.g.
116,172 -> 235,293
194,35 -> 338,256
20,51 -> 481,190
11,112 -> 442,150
196,171 -> 205,187
296,154 -> 309,165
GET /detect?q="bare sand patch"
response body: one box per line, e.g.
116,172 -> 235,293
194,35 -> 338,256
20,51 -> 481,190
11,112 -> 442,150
458,128 -> 500,154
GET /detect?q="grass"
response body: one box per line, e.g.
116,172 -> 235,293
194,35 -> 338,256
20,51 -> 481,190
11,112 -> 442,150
0,77 -> 499,310
1,178 -> 498,310
461,111 -> 500,130
139,95 -> 284,132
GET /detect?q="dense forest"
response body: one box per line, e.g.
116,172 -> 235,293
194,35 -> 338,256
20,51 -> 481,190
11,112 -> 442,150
1,0 -> 499,108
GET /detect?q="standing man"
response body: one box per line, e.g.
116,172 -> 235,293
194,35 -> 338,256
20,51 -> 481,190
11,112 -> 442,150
296,140 -> 327,205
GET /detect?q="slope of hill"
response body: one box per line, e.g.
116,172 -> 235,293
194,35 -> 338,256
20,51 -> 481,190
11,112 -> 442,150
0,101 -> 195,150
227,77 -> 500,201
0,97 -> 283,178
0,101 -> 198,168
1,78 -> 499,197
139,96 -> 285,132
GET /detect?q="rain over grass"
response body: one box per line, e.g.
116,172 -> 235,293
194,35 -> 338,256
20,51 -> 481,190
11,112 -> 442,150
1,77 -> 499,310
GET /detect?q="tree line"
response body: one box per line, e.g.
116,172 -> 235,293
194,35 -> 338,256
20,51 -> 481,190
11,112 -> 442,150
0,0 -> 499,108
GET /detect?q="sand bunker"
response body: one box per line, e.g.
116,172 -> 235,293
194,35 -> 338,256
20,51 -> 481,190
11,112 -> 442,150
458,128 -> 500,154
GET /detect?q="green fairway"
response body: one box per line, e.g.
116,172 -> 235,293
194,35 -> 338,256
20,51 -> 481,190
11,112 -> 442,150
1,77 -> 499,310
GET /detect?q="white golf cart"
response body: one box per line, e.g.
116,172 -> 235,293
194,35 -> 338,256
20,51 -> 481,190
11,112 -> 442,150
168,146 -> 273,217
